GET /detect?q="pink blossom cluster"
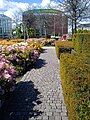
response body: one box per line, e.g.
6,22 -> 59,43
0,42 -> 41,100
3,43 -> 40,62
30,50 -> 40,62
0,42 -> 40,75
61,34 -> 69,41
0,55 -> 16,82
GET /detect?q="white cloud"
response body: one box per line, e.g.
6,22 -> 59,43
0,0 -> 60,26
0,0 -> 30,17
0,0 -> 4,8
0,0 -> 58,18
41,0 -> 50,7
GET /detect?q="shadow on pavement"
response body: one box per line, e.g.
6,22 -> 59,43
34,59 -> 47,69
0,81 -> 43,120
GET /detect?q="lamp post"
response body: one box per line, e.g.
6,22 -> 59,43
61,14 -> 64,36
54,14 -> 55,36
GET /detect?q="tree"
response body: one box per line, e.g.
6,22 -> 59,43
56,0 -> 90,34
22,11 -> 36,38
12,23 -> 23,38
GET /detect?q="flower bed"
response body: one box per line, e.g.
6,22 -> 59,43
0,55 -> 16,107
0,41 -> 41,75
0,40 -> 42,107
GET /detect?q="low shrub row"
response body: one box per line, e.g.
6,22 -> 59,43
0,39 -> 23,46
76,29 -> 90,33
55,32 -> 90,120
55,41 -> 73,59
26,39 -> 43,52
40,39 -> 55,46
60,53 -> 90,120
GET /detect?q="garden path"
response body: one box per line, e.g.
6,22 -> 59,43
0,47 -> 68,120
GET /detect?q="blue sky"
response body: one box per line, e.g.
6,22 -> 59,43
13,0 -> 42,4
0,0 -> 59,19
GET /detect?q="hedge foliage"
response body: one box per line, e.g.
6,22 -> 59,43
73,33 -> 90,55
60,53 -> 90,120
76,29 -> 90,33
55,41 -> 73,59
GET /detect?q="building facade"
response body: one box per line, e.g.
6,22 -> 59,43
0,14 -> 12,38
23,9 -> 68,37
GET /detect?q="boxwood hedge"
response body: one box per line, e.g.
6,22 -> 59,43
60,53 -> 90,120
73,33 -> 90,55
55,41 -> 73,59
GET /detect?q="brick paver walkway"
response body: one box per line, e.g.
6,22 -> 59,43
0,47 -> 68,120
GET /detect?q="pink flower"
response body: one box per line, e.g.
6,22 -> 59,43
19,46 -> 26,52
7,67 -> 16,75
4,70 -> 8,74
4,73 -> 12,80
0,74 -> 2,79
5,60 -> 10,63
0,55 -> 3,60
6,46 -> 14,52
34,50 -> 39,55
0,61 -> 5,70
1,57 -> 6,62
5,63 -> 10,69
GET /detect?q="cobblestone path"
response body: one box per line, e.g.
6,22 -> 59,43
0,47 -> 68,120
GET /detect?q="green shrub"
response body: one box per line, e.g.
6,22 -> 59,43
60,53 -> 90,120
73,33 -> 90,55
45,35 -> 51,39
76,29 -> 90,33
67,38 -> 72,41
55,41 -> 73,59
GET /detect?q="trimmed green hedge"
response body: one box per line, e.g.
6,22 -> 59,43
76,29 -> 90,33
73,33 -> 90,55
55,41 -> 73,59
60,53 -> 90,120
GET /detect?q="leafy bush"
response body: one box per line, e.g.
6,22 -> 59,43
55,41 -> 73,59
45,35 -> 51,39
60,53 -> 90,120
1,43 -> 40,75
73,33 -> 90,55
0,40 -> 42,105
0,40 -> 42,76
67,38 -> 72,41
27,39 -> 43,52
76,29 -> 90,33
43,39 -> 55,46
0,55 -> 16,101
0,39 -> 23,46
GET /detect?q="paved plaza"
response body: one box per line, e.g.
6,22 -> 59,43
0,47 -> 68,120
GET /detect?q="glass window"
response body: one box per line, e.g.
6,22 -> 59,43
0,19 -> 1,26
0,27 -> 2,34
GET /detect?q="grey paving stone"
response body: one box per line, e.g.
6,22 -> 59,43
62,116 -> 68,120
43,116 -> 48,120
55,116 -> 62,120
48,116 -> 55,120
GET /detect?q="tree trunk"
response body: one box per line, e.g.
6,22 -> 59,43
74,19 -> 77,33
72,20 -> 74,35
